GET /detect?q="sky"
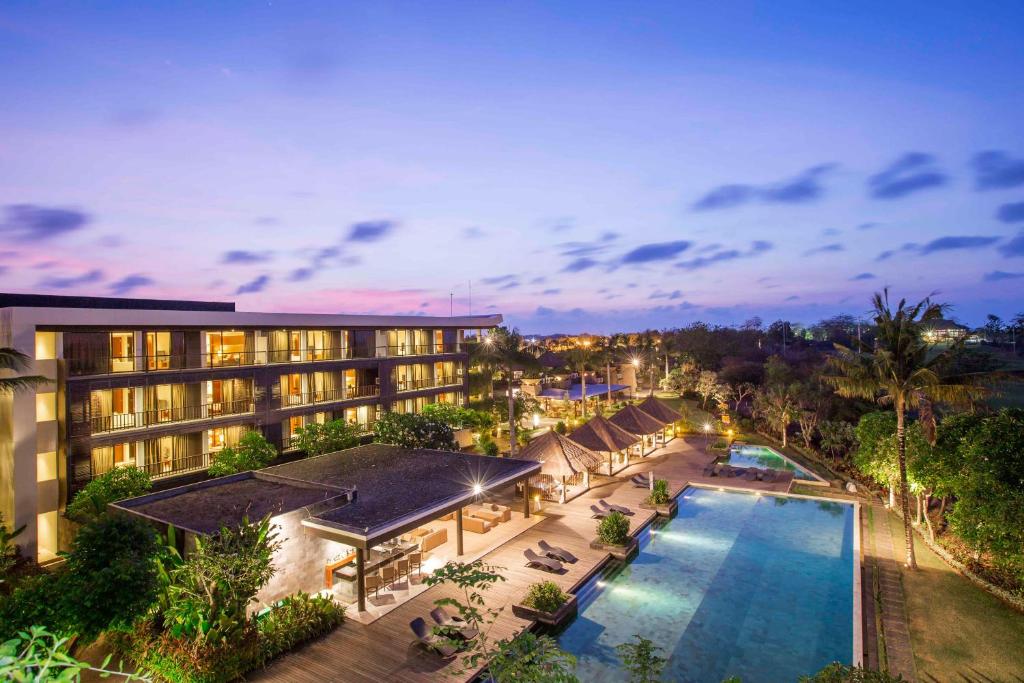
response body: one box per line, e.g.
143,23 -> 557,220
1,1 -> 1023,334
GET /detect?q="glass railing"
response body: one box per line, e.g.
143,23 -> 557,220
78,399 -> 256,436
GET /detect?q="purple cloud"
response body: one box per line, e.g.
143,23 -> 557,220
803,243 -> 844,256
868,152 -> 948,199
235,274 -> 270,294
849,272 -> 876,281
347,220 -> 396,242
983,270 -> 1024,281
996,201 -> 1024,223
621,241 -> 692,264
109,274 -> 154,294
998,231 -> 1024,257
562,257 -> 599,272
2,204 -> 91,241
221,250 -> 272,264
39,269 -> 104,289
973,150 -> 1024,190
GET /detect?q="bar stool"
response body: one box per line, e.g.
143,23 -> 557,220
381,564 -> 396,590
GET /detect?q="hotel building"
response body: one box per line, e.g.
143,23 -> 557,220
0,293 -> 500,562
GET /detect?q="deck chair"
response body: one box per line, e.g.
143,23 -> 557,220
430,607 -> 478,640
599,499 -> 632,515
630,474 -> 650,488
410,617 -> 458,657
538,539 -> 577,563
524,548 -> 563,573
590,505 -> 612,518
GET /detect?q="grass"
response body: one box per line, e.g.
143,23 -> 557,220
886,511 -> 1024,681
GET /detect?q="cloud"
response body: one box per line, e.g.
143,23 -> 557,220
649,289 -> 683,300
821,228 -> 841,237
857,222 -> 879,230
784,295 -> 800,301
691,164 -> 835,211
562,257 -> 599,273
600,232 -> 620,242
973,150 -> 1024,190
803,243 -> 844,256
235,274 -> 271,295
221,250 -> 272,264
346,220 -> 396,242
39,269 -> 104,289
849,272 -> 876,281
529,276 -> 546,284
288,267 -> 314,282
621,241 -> 692,264
996,201 -> 1024,223
481,274 -> 516,285
108,274 -> 154,295
675,240 -> 772,271
1,204 -> 91,241
254,216 -> 280,226
983,270 -> 1024,281
868,152 -> 948,199
999,231 -> 1024,257
918,235 -> 999,255
462,226 -> 486,239
541,288 -> 561,295
497,281 -> 520,290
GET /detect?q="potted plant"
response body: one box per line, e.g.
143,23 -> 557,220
589,510 -> 637,560
511,580 -> 577,626
638,479 -> 677,517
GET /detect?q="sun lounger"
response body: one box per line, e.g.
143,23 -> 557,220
524,548 -> 563,573
410,617 -> 458,657
744,468 -> 758,481
590,504 -> 612,518
630,474 -> 650,488
538,539 -> 577,563
599,499 -> 632,515
430,607 -> 478,640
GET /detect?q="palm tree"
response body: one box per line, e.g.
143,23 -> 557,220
0,348 -> 49,394
475,328 -> 537,457
564,340 -> 599,419
823,290 -> 985,569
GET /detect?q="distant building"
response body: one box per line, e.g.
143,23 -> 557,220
920,319 -> 968,343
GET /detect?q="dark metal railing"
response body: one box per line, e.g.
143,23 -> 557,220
141,451 -> 215,479
78,399 -> 256,436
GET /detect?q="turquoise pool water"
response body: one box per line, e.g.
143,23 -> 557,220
725,444 -> 821,481
557,487 -> 855,682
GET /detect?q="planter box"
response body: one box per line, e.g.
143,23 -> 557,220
589,537 -> 639,561
639,499 -> 678,518
511,594 -> 578,627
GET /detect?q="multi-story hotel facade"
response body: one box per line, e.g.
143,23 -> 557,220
0,293 -> 500,562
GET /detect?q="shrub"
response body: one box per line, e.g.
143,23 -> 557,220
517,429 -> 534,447
554,421 -> 567,435
0,625 -> 143,681
0,513 -> 26,581
0,571 -> 68,640
373,412 -> 457,450
799,662 -> 907,682
117,620 -> 259,683
597,511 -> 630,546
646,479 -> 670,506
208,431 -> 278,476
257,592 -> 345,663
66,467 -> 152,522
292,418 -> 361,457
421,403 -> 495,431
522,581 -> 569,613
616,634 -> 666,683
477,435 -> 500,456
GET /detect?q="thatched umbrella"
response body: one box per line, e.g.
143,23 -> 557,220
568,414 -> 640,475
517,430 -> 602,503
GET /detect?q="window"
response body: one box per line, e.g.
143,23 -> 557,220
36,451 -> 57,482
91,443 -> 136,476
35,332 -> 56,360
146,331 -> 171,370
35,392 -> 56,423
281,373 -> 303,406
207,331 -> 249,366
290,331 -> 302,362
110,332 -> 134,372
307,330 -> 328,360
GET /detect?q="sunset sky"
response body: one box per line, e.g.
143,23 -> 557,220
1,1 -> 1023,333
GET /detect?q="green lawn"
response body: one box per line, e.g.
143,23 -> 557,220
886,512 -> 1024,681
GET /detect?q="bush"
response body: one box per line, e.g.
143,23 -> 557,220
616,634 -> 666,683
646,479 -> 670,506
0,513 -> 26,582
291,419 -> 361,457
799,662 -> 907,682
477,435 -> 500,456
0,572 -> 68,641
117,620 -> 259,683
522,581 -> 569,613
208,431 -> 278,476
66,467 -> 152,522
373,412 -> 457,450
257,592 -> 345,663
421,403 -> 494,431
554,421 -> 567,435
597,511 -> 630,546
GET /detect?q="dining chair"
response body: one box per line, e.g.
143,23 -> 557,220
397,558 -> 410,583
365,574 -> 381,598
409,552 -> 422,577
381,565 -> 396,590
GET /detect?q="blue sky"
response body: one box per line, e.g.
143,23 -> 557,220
1,1 -> 1022,333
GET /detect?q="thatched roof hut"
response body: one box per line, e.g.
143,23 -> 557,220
568,414 -> 639,453
517,430 -> 603,478
608,404 -> 665,436
636,396 -> 684,424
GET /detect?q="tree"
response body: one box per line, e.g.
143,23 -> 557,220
824,289 -> 986,569
373,411 -> 457,450
818,420 -> 856,463
291,418 -> 361,457
725,381 -> 756,412
616,634 -> 666,683
475,328 -> 538,456
0,347 -> 49,395
984,313 -> 1003,343
564,342 -> 596,418
487,632 -> 578,683
853,412 -> 929,510
66,467 -> 152,523
208,430 -> 278,476
693,370 -> 721,409
0,626 -> 147,682
421,403 -> 494,431
753,384 -> 797,447
0,513 -> 27,581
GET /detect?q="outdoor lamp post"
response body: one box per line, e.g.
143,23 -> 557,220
532,412 -> 540,428
703,422 -> 712,451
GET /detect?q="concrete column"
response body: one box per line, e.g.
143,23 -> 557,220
356,547 -> 366,613
559,476 -> 566,504
456,507 -> 464,555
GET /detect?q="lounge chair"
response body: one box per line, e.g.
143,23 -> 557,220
743,468 -> 758,481
524,548 -> 563,573
599,499 -> 632,515
430,607 -> 478,640
590,505 -> 612,519
410,617 -> 458,657
538,539 -> 577,563
630,474 -> 650,488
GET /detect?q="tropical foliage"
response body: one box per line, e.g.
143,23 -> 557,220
0,347 -> 49,395
472,327 -> 538,456
646,479 -> 670,506
373,411 -> 457,450
521,581 -> 569,614
291,418 -> 361,457
207,431 -> 278,477
66,467 -> 152,523
597,511 -> 630,546
616,634 -> 666,683
0,625 -> 147,682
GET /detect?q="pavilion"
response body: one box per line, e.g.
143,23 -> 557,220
608,404 -> 665,455
114,444 -> 540,614
636,396 -> 684,444
516,430 -> 603,503
568,414 -> 640,475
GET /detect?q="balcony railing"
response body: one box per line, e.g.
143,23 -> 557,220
141,451 -> 215,479
77,399 -> 256,436
395,375 -> 462,392
278,385 -> 380,408
67,343 -> 464,376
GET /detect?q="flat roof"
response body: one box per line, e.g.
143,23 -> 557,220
0,292 -> 235,312
116,444 -> 540,548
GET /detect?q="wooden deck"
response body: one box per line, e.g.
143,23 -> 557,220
253,437 -> 793,682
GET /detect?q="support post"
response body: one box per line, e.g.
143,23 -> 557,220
456,507 -> 464,556
522,481 -> 531,517
356,547 -> 366,613
608,452 -> 613,476
559,475 -> 566,504
583,470 -> 590,491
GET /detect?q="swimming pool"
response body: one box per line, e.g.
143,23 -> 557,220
557,487 -> 858,682
725,444 -> 825,483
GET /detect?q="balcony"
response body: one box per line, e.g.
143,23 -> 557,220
76,399 -> 256,436
382,343 -> 462,357
278,385 -> 379,409
142,451 -> 215,479
395,376 -> 461,393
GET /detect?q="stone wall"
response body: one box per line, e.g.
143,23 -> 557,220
256,507 -> 349,608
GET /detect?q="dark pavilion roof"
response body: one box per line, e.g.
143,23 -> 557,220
517,430 -> 603,478
636,396 -> 684,424
568,414 -> 640,452
608,404 -> 666,436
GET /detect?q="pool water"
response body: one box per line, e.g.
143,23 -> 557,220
557,487 -> 855,682
725,444 -> 821,481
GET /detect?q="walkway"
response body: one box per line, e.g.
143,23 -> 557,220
254,438 -> 791,682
